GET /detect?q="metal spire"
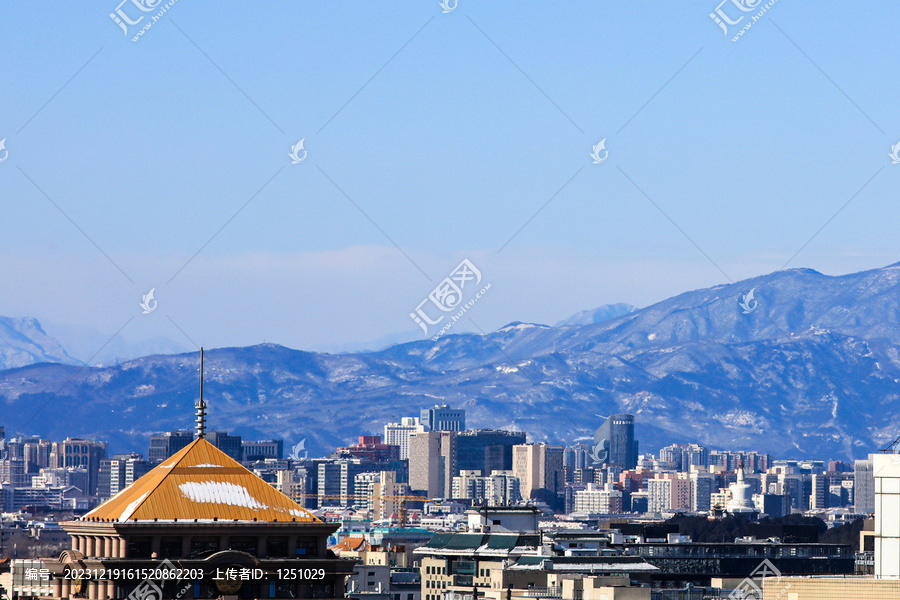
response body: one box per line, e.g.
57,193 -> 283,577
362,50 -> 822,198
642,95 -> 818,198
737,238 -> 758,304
196,347 -> 207,439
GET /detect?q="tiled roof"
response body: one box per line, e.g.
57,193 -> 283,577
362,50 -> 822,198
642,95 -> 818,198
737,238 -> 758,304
81,438 -> 318,523
329,536 -> 371,552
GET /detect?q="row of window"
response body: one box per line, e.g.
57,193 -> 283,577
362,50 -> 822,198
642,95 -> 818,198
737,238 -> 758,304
425,579 -> 447,589
424,565 -> 446,575
126,537 -> 317,559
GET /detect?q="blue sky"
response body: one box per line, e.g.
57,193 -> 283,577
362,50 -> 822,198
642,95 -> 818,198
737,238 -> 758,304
1,1 -> 898,359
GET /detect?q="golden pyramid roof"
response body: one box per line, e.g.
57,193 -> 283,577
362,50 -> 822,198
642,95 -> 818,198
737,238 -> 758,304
82,437 -> 318,523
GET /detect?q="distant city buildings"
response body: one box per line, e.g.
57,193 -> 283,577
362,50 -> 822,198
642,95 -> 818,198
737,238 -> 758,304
513,442 -> 564,509
148,429 -> 193,462
855,455 -> 875,513
384,417 -> 425,460
97,453 -> 150,501
419,405 -> 465,432
409,431 -> 456,498
242,439 -> 283,461
456,429 -> 525,475
337,436 -> 400,462
591,414 -> 638,469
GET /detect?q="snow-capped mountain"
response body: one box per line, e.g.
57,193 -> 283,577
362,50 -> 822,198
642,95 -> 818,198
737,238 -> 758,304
3,264 -> 900,461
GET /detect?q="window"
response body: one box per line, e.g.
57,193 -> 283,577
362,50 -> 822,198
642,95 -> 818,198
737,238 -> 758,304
267,537 -> 288,558
229,537 -> 258,556
126,537 -> 151,558
160,537 -> 182,558
189,537 -> 220,558
297,539 -> 317,557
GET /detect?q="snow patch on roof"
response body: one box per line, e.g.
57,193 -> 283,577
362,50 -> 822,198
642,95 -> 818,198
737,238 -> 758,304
178,481 -> 269,510
118,491 -> 150,522
190,463 -> 222,468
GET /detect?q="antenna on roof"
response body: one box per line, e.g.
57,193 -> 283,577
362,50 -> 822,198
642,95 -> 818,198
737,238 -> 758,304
196,347 -> 207,439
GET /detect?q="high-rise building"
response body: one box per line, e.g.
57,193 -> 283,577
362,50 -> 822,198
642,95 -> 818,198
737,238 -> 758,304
512,443 -> 564,509
589,414 -> 638,469
23,439 -> 52,473
98,453 -> 151,501
51,438 -> 107,496
855,456 -> 875,513
148,430 -> 194,463
456,429 -> 526,475
241,439 -> 284,462
660,443 -> 709,471
573,482 -> 623,514
206,430 -> 243,462
690,471 -> 715,512
408,431 -> 457,497
383,417 -> 425,460
371,471 -> 410,521
0,457 -> 27,487
873,453 -> 900,578
810,473 -> 829,510
647,473 -> 691,513
420,405 -> 465,432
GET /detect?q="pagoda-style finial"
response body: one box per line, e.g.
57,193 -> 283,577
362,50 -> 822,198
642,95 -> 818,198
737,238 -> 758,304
196,347 -> 207,439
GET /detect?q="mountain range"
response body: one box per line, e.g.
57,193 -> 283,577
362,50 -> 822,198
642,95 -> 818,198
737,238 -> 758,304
3,263 -> 900,461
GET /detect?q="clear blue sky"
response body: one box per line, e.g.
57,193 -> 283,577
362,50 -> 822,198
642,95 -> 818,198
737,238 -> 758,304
1,1 -> 898,358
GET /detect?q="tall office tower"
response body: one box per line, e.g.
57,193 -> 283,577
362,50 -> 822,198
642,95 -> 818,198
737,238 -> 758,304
690,471 -> 716,512
589,414 -> 638,469
855,456 -> 875,513
316,459 -> 369,507
457,429 -> 526,475
371,470 -> 410,521
810,473 -> 829,510
23,439 -> 52,473
148,430 -> 194,463
564,446 -> 588,470
0,457 -> 27,486
419,405 -> 466,432
408,431 -> 457,497
383,417 -> 426,460
513,443 -> 565,508
51,438 -> 108,496
98,453 -> 152,501
206,431 -> 243,462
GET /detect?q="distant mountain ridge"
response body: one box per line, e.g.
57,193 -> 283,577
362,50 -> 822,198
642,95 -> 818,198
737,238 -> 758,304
2,264 -> 900,461
555,303 -> 638,326
0,317 -> 79,369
